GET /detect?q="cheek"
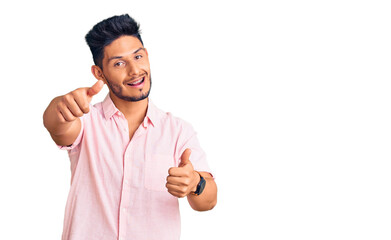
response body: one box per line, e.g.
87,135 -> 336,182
111,83 -> 123,93
106,70 -> 127,81
140,61 -> 150,72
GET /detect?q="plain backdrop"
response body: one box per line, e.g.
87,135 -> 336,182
0,0 -> 390,239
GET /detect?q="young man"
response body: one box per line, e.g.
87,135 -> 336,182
43,14 -> 217,240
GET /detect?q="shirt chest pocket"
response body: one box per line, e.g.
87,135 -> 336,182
145,153 -> 176,191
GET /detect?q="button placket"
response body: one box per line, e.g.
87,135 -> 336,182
118,119 -> 146,239
118,121 -> 132,239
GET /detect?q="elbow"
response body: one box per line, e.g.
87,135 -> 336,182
191,198 -> 217,212
209,198 -> 217,210
202,200 -> 217,212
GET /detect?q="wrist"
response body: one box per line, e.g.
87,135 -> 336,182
191,171 -> 201,193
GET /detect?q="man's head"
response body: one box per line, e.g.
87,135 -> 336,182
85,14 -> 143,68
86,14 -> 151,102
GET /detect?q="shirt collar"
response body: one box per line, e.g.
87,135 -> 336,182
102,94 -> 119,120
102,94 -> 157,128
144,100 -> 157,128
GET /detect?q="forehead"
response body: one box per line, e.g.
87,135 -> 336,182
103,35 -> 143,59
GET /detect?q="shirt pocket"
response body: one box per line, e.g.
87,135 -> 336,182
145,153 -> 175,191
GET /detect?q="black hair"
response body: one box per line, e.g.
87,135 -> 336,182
85,14 -> 143,68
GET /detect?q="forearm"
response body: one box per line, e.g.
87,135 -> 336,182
187,172 -> 217,211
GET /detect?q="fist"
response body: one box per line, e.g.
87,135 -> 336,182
166,149 -> 200,198
55,80 -> 104,122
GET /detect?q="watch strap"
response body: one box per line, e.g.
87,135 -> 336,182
192,171 -> 206,196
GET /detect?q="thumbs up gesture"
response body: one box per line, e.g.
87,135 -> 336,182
166,149 -> 201,198
55,80 -> 104,122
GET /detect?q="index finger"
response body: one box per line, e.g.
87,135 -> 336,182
87,80 -> 104,97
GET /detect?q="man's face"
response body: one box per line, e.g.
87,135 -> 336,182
101,35 -> 151,102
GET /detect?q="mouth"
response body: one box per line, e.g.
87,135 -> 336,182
126,76 -> 145,88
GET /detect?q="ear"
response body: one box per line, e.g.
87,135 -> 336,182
144,48 -> 148,57
91,65 -> 106,83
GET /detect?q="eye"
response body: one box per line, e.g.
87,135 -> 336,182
114,61 -> 124,67
135,55 -> 143,60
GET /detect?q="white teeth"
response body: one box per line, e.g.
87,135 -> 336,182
129,78 -> 143,85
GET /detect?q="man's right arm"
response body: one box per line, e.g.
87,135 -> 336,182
43,80 -> 104,146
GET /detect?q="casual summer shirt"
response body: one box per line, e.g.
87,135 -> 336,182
59,95 -> 212,240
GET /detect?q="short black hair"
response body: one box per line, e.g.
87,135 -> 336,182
85,14 -> 143,68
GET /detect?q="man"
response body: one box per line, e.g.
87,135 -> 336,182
43,14 -> 217,240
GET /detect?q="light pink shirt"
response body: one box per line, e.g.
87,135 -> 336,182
59,95 -> 211,240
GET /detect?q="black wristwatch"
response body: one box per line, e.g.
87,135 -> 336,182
192,172 -> 206,196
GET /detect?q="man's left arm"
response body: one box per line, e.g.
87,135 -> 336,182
166,149 -> 217,211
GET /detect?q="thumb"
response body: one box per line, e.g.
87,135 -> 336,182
87,80 -> 104,98
179,149 -> 192,167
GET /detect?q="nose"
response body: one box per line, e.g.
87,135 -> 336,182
126,60 -> 140,77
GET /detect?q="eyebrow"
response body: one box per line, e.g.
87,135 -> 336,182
108,47 -> 145,61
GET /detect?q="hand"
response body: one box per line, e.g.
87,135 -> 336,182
55,80 -> 104,122
166,149 -> 200,198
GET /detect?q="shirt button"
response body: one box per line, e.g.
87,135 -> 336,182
122,207 -> 127,211
124,180 -> 129,185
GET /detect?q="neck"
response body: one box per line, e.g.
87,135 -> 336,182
109,92 -> 148,125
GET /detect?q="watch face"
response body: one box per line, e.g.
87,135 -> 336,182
197,177 -> 206,195
199,180 -> 206,194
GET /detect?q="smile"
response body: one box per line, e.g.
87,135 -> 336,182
127,77 -> 145,87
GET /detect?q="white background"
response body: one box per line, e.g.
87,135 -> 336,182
0,0 -> 390,239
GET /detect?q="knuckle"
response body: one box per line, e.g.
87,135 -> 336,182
58,114 -> 66,123
72,88 -> 83,95
184,179 -> 190,186
63,93 -> 72,101
71,91 -> 83,101
68,117 -> 76,122
81,104 -> 90,113
82,103 -> 90,111
57,106 -> 67,116
71,90 -> 80,98
59,96 -> 66,105
69,91 -> 76,97
67,113 -> 76,120
68,91 -> 77,99
62,94 -> 73,105
56,102 -> 63,111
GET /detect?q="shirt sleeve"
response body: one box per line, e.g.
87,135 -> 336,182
57,116 -> 84,151
176,121 -> 214,178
